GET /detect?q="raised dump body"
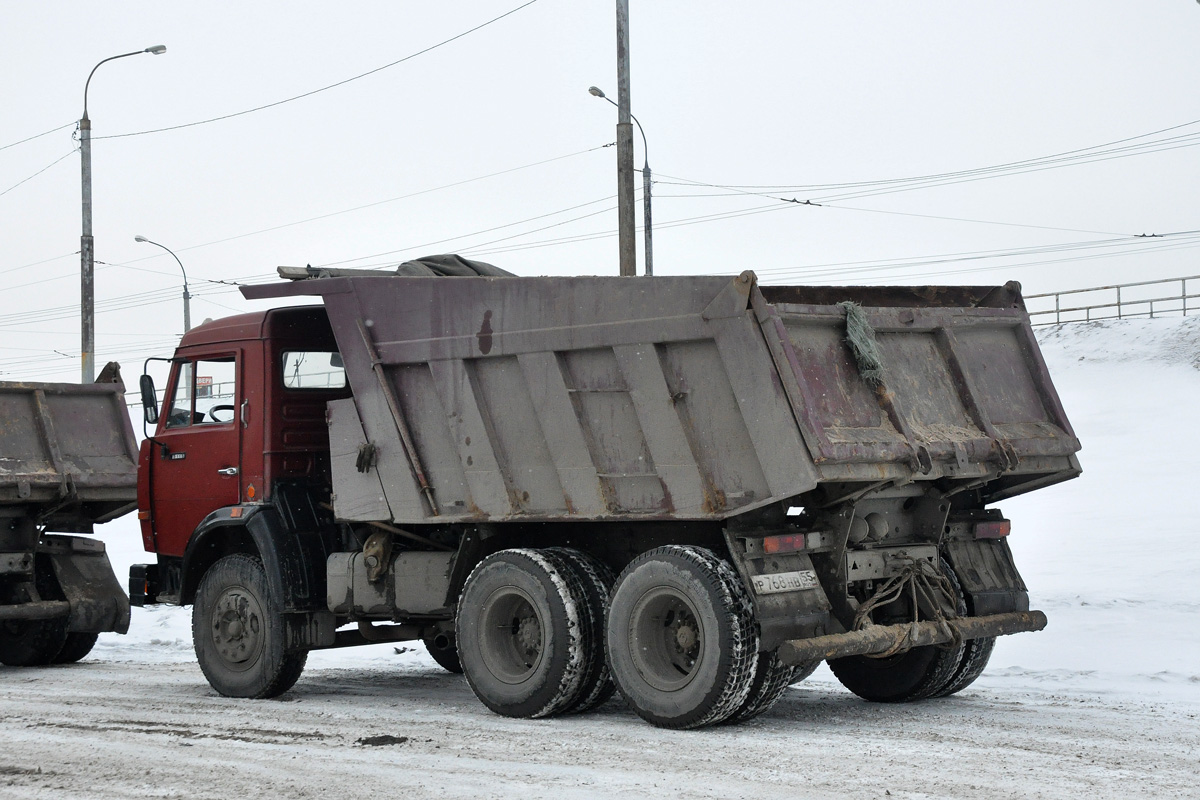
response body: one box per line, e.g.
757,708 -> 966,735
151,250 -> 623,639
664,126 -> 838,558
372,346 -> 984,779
0,368 -> 138,666
244,271 -> 1079,525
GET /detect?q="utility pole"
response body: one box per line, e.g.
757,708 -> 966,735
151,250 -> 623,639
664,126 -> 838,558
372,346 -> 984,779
615,0 -> 637,277
79,45 -> 166,383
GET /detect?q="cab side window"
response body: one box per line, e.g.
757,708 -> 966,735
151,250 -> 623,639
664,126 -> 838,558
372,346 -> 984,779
165,358 -> 237,427
165,362 -> 194,428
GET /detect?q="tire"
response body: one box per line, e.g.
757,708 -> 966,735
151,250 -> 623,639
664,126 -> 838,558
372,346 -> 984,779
192,554 -> 307,699
790,660 -> 820,685
546,547 -> 616,713
606,545 -> 759,730
0,618 -> 68,666
422,630 -> 463,674
0,555 -> 69,667
722,649 -> 795,725
829,559 -> 965,703
928,561 -> 995,698
53,632 -> 100,664
456,549 -> 589,719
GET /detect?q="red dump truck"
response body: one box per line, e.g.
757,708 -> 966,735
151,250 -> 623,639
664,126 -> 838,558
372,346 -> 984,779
0,365 -> 137,666
128,259 -> 1079,728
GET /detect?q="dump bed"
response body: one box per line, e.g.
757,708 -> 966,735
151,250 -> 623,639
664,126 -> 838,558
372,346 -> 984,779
243,272 -> 1080,525
0,376 -> 139,529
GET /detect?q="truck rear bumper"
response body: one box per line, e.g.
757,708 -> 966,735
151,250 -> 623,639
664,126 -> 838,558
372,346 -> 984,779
0,600 -> 71,622
777,610 -> 1047,665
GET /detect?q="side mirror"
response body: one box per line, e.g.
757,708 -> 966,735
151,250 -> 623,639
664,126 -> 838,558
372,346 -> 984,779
140,374 -> 159,425
329,352 -> 344,368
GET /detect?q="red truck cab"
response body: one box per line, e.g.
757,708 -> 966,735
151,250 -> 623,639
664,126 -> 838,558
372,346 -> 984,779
136,306 -> 348,600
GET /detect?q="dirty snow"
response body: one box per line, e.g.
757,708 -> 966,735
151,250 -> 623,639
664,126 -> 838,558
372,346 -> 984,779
2,317 -> 1199,799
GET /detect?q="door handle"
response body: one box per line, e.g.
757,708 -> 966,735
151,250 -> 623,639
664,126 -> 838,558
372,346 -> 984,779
217,467 -> 239,476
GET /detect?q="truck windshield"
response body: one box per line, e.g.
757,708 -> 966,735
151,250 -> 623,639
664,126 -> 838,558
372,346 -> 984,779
282,351 -> 347,390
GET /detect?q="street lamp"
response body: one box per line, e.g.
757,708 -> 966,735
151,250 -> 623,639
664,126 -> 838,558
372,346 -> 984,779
590,86 -> 653,276
80,45 -> 167,383
134,236 -> 191,333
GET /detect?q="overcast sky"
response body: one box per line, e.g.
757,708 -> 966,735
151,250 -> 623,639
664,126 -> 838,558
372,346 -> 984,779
2,1 -> 1199,382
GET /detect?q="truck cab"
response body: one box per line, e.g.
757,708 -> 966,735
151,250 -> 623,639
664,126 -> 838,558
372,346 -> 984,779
137,306 -> 348,602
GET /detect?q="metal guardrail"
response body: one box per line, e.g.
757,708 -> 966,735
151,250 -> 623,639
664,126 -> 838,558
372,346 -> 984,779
1026,275 -> 1200,325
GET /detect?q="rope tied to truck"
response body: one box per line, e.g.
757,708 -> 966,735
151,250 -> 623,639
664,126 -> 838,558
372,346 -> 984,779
851,558 -> 962,659
838,301 -> 886,386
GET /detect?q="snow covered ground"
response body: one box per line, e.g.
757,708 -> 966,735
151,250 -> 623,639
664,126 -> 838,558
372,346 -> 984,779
3,316 -> 1199,799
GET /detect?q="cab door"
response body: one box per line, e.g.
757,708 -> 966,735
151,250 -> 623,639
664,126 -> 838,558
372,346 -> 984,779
149,354 -> 242,557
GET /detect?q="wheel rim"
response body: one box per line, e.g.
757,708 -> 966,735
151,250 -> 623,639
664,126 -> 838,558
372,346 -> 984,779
478,586 -> 545,684
210,585 -> 265,671
629,587 -> 705,692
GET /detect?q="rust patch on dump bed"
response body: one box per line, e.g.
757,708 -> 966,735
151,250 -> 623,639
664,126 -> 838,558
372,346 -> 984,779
476,310 -> 494,354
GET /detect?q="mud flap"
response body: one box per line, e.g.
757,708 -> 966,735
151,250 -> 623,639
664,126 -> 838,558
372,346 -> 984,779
42,535 -> 131,634
724,530 -> 833,651
943,538 -> 1029,616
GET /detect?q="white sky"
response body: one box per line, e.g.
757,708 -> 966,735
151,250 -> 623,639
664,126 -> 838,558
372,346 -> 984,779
3,1 -> 1199,381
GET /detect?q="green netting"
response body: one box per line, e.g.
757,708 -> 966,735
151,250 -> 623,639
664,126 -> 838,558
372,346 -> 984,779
838,301 -> 885,386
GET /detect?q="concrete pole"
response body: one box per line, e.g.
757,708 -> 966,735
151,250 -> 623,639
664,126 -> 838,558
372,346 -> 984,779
640,141 -> 653,277
80,118 -> 94,383
615,0 -> 637,276
79,46 -> 166,383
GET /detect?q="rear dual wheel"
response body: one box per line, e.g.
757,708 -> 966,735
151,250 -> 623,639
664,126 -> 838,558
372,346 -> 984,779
0,618 -> 69,666
829,559 -> 993,702
0,554 -> 72,667
456,548 -> 611,718
459,545 -> 769,728
606,546 -> 760,729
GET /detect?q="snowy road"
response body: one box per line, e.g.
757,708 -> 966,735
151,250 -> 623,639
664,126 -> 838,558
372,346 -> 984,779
4,656 -> 1198,800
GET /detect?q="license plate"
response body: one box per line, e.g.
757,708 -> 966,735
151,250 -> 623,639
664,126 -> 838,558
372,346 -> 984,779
751,570 -> 819,595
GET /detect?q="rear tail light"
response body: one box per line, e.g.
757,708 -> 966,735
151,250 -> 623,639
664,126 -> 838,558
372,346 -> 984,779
763,534 -> 806,554
974,520 -> 1011,539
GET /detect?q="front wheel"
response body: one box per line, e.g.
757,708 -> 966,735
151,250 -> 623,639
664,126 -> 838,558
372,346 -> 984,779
192,554 -> 307,698
606,545 -> 759,729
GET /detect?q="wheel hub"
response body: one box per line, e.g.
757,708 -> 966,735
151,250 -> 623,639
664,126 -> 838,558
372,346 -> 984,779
629,588 -> 705,692
479,587 -> 546,684
514,613 -> 542,658
212,589 -> 262,665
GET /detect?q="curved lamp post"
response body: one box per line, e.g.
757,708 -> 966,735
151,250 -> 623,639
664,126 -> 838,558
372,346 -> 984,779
134,236 -> 191,333
80,45 -> 166,383
590,86 -> 653,276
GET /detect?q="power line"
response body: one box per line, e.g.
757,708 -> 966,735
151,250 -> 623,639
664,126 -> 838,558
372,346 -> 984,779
0,122 -> 74,154
0,251 -> 76,278
316,195 -> 621,268
180,143 -> 613,253
656,117 -> 1200,197
0,149 -> 78,198
655,187 -> 1131,237
91,1 -> 541,141
0,141 -> 612,284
